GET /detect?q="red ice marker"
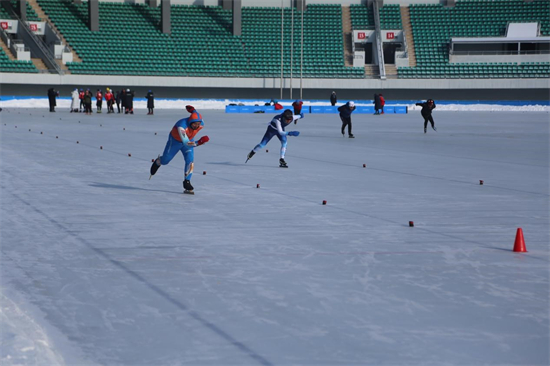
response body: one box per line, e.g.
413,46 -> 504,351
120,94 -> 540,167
513,228 -> 527,252
409,221 -> 414,227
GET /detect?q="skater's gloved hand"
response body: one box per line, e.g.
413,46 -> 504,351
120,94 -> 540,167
196,136 -> 210,146
287,131 -> 300,137
186,105 -> 195,113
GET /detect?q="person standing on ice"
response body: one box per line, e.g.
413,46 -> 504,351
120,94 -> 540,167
245,109 -> 303,168
149,105 -> 210,194
338,101 -> 356,138
70,88 -> 79,113
416,99 -> 437,133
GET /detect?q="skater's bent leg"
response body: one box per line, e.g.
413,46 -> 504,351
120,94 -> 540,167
182,148 -> 195,181
348,120 -> 353,135
253,129 -> 276,153
160,136 -> 182,165
276,134 -> 288,159
340,117 -> 346,134
428,116 -> 435,128
423,117 -> 429,129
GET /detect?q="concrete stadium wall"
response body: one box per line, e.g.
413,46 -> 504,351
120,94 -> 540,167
2,72 -> 548,100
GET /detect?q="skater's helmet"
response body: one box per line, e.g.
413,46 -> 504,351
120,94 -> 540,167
348,101 -> 355,107
283,109 -> 293,121
188,111 -> 203,129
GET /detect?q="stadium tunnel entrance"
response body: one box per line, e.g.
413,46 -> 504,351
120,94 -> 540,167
383,43 -> 401,64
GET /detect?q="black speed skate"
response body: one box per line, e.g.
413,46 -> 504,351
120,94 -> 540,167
279,158 -> 288,168
245,150 -> 255,163
149,156 -> 160,179
183,179 -> 194,195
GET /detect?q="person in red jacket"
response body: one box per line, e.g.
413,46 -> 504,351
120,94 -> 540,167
379,94 -> 385,114
104,88 -> 114,114
292,99 -> 303,124
95,89 -> 103,113
78,89 -> 84,112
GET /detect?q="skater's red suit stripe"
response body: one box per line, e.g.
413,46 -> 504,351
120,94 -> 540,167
171,126 -> 202,142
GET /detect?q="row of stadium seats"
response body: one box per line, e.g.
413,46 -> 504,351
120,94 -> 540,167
0,49 -> 38,73
0,0 -> 41,21
3,0 -> 548,80
399,0 -> 550,78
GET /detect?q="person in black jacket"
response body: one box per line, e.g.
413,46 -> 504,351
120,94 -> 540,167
47,88 -> 58,112
124,89 -> 134,114
416,99 -> 437,133
330,91 -> 337,106
338,101 -> 356,138
373,93 -> 381,115
145,90 -> 155,115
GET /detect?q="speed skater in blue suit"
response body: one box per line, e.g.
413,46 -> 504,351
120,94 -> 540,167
246,109 -> 304,168
149,105 -> 210,194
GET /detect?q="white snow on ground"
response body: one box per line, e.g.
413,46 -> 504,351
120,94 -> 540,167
1,98 -> 549,112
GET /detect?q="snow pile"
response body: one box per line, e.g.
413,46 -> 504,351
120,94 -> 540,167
1,98 -> 548,112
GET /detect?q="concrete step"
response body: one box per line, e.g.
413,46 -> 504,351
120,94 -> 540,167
0,38 -> 16,60
32,58 -> 47,70
28,0 -> 82,63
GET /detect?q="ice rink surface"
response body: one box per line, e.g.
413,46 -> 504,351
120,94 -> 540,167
1,108 -> 549,366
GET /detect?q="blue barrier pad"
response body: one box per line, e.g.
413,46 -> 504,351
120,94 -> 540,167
225,105 -> 408,114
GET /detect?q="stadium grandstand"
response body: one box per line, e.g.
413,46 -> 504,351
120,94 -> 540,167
0,0 -> 548,99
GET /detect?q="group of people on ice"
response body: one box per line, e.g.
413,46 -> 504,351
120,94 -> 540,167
149,97 -> 437,194
65,88 -> 155,115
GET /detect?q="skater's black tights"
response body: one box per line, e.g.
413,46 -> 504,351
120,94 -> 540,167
341,116 -> 352,135
423,115 -> 435,129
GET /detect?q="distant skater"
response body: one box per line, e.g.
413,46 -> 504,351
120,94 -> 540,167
47,88 -> 58,112
416,99 -> 437,133
330,91 -> 337,106
145,90 -> 155,115
292,99 -> 303,124
149,105 -> 209,194
246,109 -> 304,168
338,101 -> 356,138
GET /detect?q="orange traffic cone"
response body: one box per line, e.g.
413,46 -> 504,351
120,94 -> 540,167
513,228 -> 527,252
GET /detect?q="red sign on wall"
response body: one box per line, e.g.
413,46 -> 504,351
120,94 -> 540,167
29,23 -> 38,32
386,32 -> 395,40
1,22 -> 8,30
358,32 -> 366,40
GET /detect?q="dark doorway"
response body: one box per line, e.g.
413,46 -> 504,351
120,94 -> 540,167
365,42 -> 373,64
383,43 -> 401,64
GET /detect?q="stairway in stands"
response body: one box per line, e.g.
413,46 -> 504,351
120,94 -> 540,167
400,5 -> 416,67
28,0 -> 82,73
341,5 -> 353,67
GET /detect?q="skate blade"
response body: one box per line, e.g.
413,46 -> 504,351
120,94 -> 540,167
184,190 -> 195,195
149,174 -> 152,180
